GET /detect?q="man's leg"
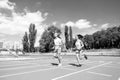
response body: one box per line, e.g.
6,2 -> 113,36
76,50 -> 81,65
54,49 -> 58,58
57,48 -> 62,66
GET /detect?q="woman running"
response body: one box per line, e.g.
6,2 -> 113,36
53,32 -> 62,66
75,34 -> 87,66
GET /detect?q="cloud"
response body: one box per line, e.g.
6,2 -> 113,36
0,0 -> 47,35
60,23 -> 65,28
93,24 -> 97,27
0,0 -> 15,11
0,11 -> 46,35
44,12 -> 48,17
61,19 -> 93,29
101,23 -> 109,29
76,19 -> 92,29
0,10 -> 47,46
0,0 -> 48,47
52,21 -> 57,25
65,21 -> 74,27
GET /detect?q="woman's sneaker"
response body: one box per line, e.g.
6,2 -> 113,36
84,54 -> 88,60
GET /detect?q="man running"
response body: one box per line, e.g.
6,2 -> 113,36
75,34 -> 87,66
53,32 -> 62,66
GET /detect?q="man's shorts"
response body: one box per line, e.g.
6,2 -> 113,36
54,46 -> 61,53
75,49 -> 82,53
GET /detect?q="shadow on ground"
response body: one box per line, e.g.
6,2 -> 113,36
51,63 -> 82,67
69,63 -> 82,67
51,63 -> 59,66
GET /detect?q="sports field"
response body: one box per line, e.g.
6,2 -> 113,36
0,54 -> 120,80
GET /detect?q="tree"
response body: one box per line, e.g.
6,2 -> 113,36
39,25 -> 61,52
64,26 -> 69,49
29,23 -> 37,52
39,30 -> 50,52
69,26 -> 73,48
84,35 -> 94,49
83,25 -> 120,49
22,32 -> 29,52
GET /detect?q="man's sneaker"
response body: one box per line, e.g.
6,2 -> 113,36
77,64 -> 81,67
54,56 -> 58,58
58,63 -> 62,66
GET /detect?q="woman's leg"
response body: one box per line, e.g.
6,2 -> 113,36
81,48 -> 88,60
81,49 -> 88,60
84,54 -> 88,60
79,50 -> 83,59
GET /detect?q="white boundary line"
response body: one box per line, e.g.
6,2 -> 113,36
0,57 -> 52,62
60,60 -> 104,72
0,65 -> 71,78
0,59 -> 99,71
0,58 -> 100,71
0,60 -> 87,70
104,66 -> 120,69
0,62 -> 37,68
0,57 -> 59,68
87,71 -> 112,77
0,61 -> 40,68
0,63 -> 51,71
52,62 -> 112,80
0,61 -> 99,70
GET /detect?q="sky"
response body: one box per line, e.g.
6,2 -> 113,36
0,0 -> 120,47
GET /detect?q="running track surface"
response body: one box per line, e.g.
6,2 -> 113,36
0,55 -> 120,80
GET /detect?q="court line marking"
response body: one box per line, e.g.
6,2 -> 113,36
0,65 -> 72,78
0,57 -> 100,69
0,62 -> 40,68
0,63 -> 35,68
0,61 -> 98,70
87,71 -> 112,77
0,59 -> 98,71
104,66 -> 120,69
0,64 -> 51,71
52,62 -> 112,80
0,59 -> 44,64
0,60 -> 77,71
0,57 -> 52,62
0,58 -> 65,68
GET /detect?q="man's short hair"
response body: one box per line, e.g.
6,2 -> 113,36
77,34 -> 83,39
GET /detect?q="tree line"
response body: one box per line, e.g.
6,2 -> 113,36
84,26 -> 120,49
22,23 -> 120,53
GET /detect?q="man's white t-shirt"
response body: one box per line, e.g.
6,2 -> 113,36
54,37 -> 62,49
75,39 -> 84,50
